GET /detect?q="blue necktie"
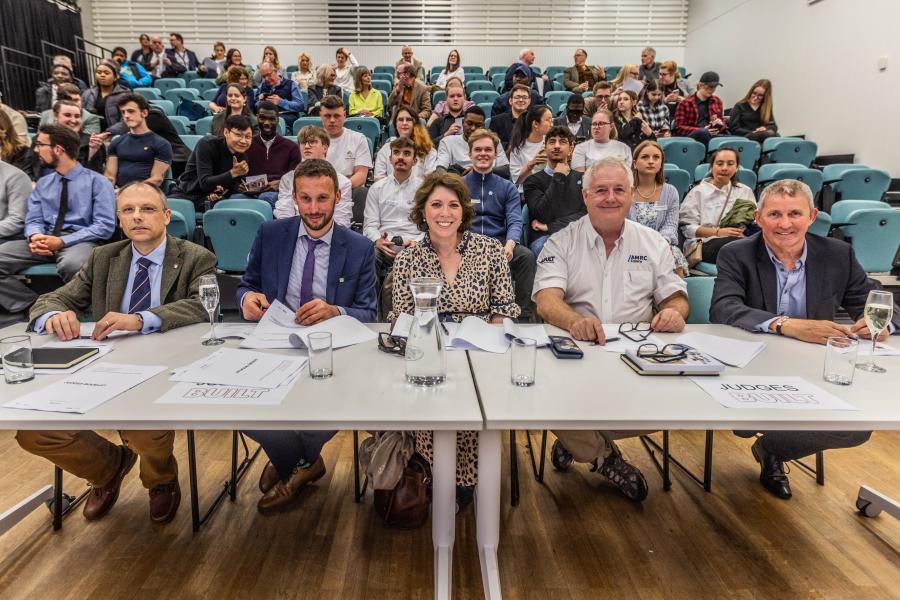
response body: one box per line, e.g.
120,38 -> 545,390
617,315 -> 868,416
128,257 -> 153,313
299,237 -> 323,307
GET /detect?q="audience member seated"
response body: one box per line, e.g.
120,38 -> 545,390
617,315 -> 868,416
638,47 -> 660,80
251,46 -> 284,86
333,47 -> 359,92
376,106 -> 437,181
111,46 -> 152,89
427,77 -> 468,141
1,99 -> 29,145
710,179 -> 900,499
533,157 -> 688,503
658,60 -> 691,118
590,81 -> 613,113
81,59 -> 130,130
673,71 -> 728,145
0,125 -> 116,312
464,129 -> 535,317
16,181 -> 216,523
564,48 -> 606,92
491,66 -> 544,119
395,45 -> 426,82
197,41 -> 227,80
169,115 -> 254,210
509,104 -> 553,190
679,147 -> 756,265
389,171 -> 519,506
389,62 -> 432,121
628,141 -> 685,275
106,102 -> 190,178
0,110 -> 38,179
35,61 -> 78,113
638,80 -> 671,138
502,48 -> 550,93
105,94 -> 172,188
291,52 -> 316,91
553,94 -> 591,141
571,109 -> 632,171
427,77 -> 474,129
257,62 -> 305,132
211,83 -> 259,137
434,49 -> 464,88
729,79 -> 778,143
0,161 -> 31,250
244,101 -> 301,208
131,34 -> 154,72
40,83 -> 101,134
306,65 -> 342,116
609,63 -> 640,92
238,159 -> 376,514
163,32 -> 199,77
348,67 -> 383,118
490,83 -> 532,150
612,90 -> 654,149
523,126 -> 586,256
319,95 -> 372,188
275,126 -> 352,227
436,107 -> 509,173
215,48 -> 253,85
364,137 -> 424,279
46,99 -> 105,174
210,66 -> 257,115
146,36 -> 167,79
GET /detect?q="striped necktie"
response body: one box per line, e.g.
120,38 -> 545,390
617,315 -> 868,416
128,257 -> 153,313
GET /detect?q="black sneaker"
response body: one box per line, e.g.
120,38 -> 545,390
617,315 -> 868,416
551,439 -> 574,471
593,443 -> 648,502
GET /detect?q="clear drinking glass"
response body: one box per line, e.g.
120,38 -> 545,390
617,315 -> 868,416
199,274 -> 224,346
307,332 -> 333,379
510,337 -> 536,386
857,290 -> 894,373
823,336 -> 858,385
1,335 -> 35,384
405,277 -> 445,386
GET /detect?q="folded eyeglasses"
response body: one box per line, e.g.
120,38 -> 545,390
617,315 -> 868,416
618,321 -> 653,343
636,343 -> 690,363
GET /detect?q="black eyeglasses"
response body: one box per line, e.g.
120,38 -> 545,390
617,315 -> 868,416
377,332 -> 406,356
637,343 -> 689,363
619,322 -> 652,342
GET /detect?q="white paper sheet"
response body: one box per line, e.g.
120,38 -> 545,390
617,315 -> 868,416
595,324 -> 663,354
170,347 -> 305,389
239,300 -> 376,350
445,316 -> 510,353
204,323 -> 255,340
156,370 -> 300,406
391,314 -> 550,348
690,376 -> 858,411
676,331 -> 765,368
503,319 -> 550,347
3,363 -> 167,414
79,322 -> 139,340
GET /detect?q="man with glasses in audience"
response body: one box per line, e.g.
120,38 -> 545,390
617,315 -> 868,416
257,62 -> 306,132
492,65 -> 544,119
490,83 -> 532,150
673,71 -> 728,146
319,95 -> 372,189
533,157 -> 688,502
564,48 -> 606,92
388,62 -> 432,121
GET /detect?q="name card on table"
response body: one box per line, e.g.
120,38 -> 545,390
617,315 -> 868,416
690,376 -> 858,411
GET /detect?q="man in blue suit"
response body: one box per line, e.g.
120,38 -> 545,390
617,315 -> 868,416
237,158 -> 376,513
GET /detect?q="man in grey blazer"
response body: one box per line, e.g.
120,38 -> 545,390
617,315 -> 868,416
552,94 -> 591,141
17,181 -> 216,525
563,49 -> 606,92
711,179 -> 899,500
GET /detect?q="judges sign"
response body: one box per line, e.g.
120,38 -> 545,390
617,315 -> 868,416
691,376 -> 858,411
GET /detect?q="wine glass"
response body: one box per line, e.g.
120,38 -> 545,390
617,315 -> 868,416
856,290 -> 894,373
199,274 -> 224,346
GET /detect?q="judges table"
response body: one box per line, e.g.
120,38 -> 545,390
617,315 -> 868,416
0,323 -> 483,600
469,324 -> 900,600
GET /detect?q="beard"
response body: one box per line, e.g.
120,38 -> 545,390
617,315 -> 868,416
40,153 -> 60,170
300,206 -> 335,234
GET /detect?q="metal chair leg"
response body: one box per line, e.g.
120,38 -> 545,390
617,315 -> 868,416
815,451 -> 825,486
509,430 -> 520,506
703,430 -> 714,492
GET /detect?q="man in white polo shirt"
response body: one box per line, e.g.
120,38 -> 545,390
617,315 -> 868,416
319,95 -> 372,188
533,156 -> 689,503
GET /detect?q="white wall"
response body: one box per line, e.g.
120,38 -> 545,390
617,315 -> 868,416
687,0 -> 899,174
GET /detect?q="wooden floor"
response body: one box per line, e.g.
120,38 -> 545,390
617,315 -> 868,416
0,429 -> 897,599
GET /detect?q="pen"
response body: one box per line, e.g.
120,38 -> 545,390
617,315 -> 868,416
440,321 -> 450,335
589,336 -> 619,346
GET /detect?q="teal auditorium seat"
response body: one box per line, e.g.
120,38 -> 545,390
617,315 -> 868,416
706,137 -> 761,170
839,208 -> 900,272
465,81 -> 494,94
830,200 -> 887,224
344,117 -> 382,154
545,66 -> 565,80
663,166 -> 692,202
807,211 -> 832,237
658,137 -> 705,173
694,262 -> 718,276
153,78 -> 186,93
20,264 -> 59,276
371,79 -> 392,95
293,117 -> 323,135
757,165 -> 823,196
432,90 -> 446,105
462,66 -> 484,76
762,137 -> 818,167
179,134 -> 203,151
822,165 -> 890,201
181,71 -> 199,84
477,102 -> 493,116
194,116 -> 214,135
134,87 -> 161,101
168,116 -> 191,135
189,79 -> 218,94
166,212 -> 190,239
166,198 -> 197,238
488,66 -> 507,78
202,209 -> 266,272
492,74 -> 505,91
213,198 -> 273,220
470,90 -> 499,105
544,91 -> 572,116
202,88 -> 219,101
163,88 -> 200,104
686,277 -> 716,324
149,100 -> 175,115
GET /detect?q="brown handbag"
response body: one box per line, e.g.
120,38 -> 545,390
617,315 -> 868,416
373,452 -> 432,529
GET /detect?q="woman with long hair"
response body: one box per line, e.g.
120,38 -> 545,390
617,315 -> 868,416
638,79 -> 670,137
348,66 -> 383,118
252,46 -> 283,85
434,49 -> 465,89
307,65 -> 342,116
0,110 -> 36,177
216,48 -> 253,84
508,104 -> 553,188
609,63 -> 640,92
291,52 -> 315,91
210,65 -> 257,114
730,79 -> 778,142
374,106 -> 437,181
211,83 -> 258,136
611,89 -> 654,149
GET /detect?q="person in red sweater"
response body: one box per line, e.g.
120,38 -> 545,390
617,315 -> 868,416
673,71 -> 728,146
242,100 -> 301,208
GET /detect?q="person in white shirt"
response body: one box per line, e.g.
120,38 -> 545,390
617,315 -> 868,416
533,157 -> 689,503
434,49 -> 465,89
436,106 -> 509,173
364,137 -> 424,277
508,104 -> 553,191
332,47 -> 359,92
275,125 -> 353,227
570,109 -> 632,172
679,147 -> 757,264
148,36 -> 167,78
374,106 -> 437,181
318,95 -> 372,188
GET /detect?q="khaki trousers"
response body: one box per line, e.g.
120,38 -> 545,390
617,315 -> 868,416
16,430 -> 177,489
552,430 -> 656,463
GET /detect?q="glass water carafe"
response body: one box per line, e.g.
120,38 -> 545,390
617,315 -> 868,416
405,277 -> 446,386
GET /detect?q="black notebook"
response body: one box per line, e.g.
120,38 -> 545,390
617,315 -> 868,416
28,347 -> 100,369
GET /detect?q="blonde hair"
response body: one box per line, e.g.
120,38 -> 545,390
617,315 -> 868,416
738,79 -> 774,125
610,64 -> 639,89
316,64 -> 335,88
297,52 -> 312,73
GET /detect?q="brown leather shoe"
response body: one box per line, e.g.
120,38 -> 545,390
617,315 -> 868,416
259,461 -> 280,494
83,445 -> 137,521
149,481 -> 181,524
257,456 -> 326,514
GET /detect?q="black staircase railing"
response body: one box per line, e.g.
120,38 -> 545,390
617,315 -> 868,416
0,46 -> 44,111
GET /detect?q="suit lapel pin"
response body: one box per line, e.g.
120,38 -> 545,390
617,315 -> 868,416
339,277 -> 345,283
174,264 -> 179,269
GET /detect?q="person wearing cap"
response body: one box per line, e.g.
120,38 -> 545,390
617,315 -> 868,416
81,59 -> 131,130
491,65 -> 544,119
673,71 -> 728,145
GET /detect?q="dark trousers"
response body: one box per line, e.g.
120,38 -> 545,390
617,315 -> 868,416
744,130 -> 778,143
510,244 -> 536,319
242,430 -> 337,479
758,430 -> 871,462
687,128 -> 712,146
701,236 -> 739,264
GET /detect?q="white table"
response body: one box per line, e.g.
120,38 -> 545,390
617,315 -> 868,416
0,323 -> 483,600
469,324 -> 900,600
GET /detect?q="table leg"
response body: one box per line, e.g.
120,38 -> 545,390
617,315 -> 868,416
0,485 -> 53,537
477,429 -> 503,600
432,430 -> 457,600
856,485 -> 900,519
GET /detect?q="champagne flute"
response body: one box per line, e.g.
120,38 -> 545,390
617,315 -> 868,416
856,290 -> 893,373
199,274 -> 224,346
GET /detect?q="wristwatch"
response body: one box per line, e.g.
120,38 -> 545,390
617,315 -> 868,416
774,315 -> 790,335
135,312 -> 144,329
